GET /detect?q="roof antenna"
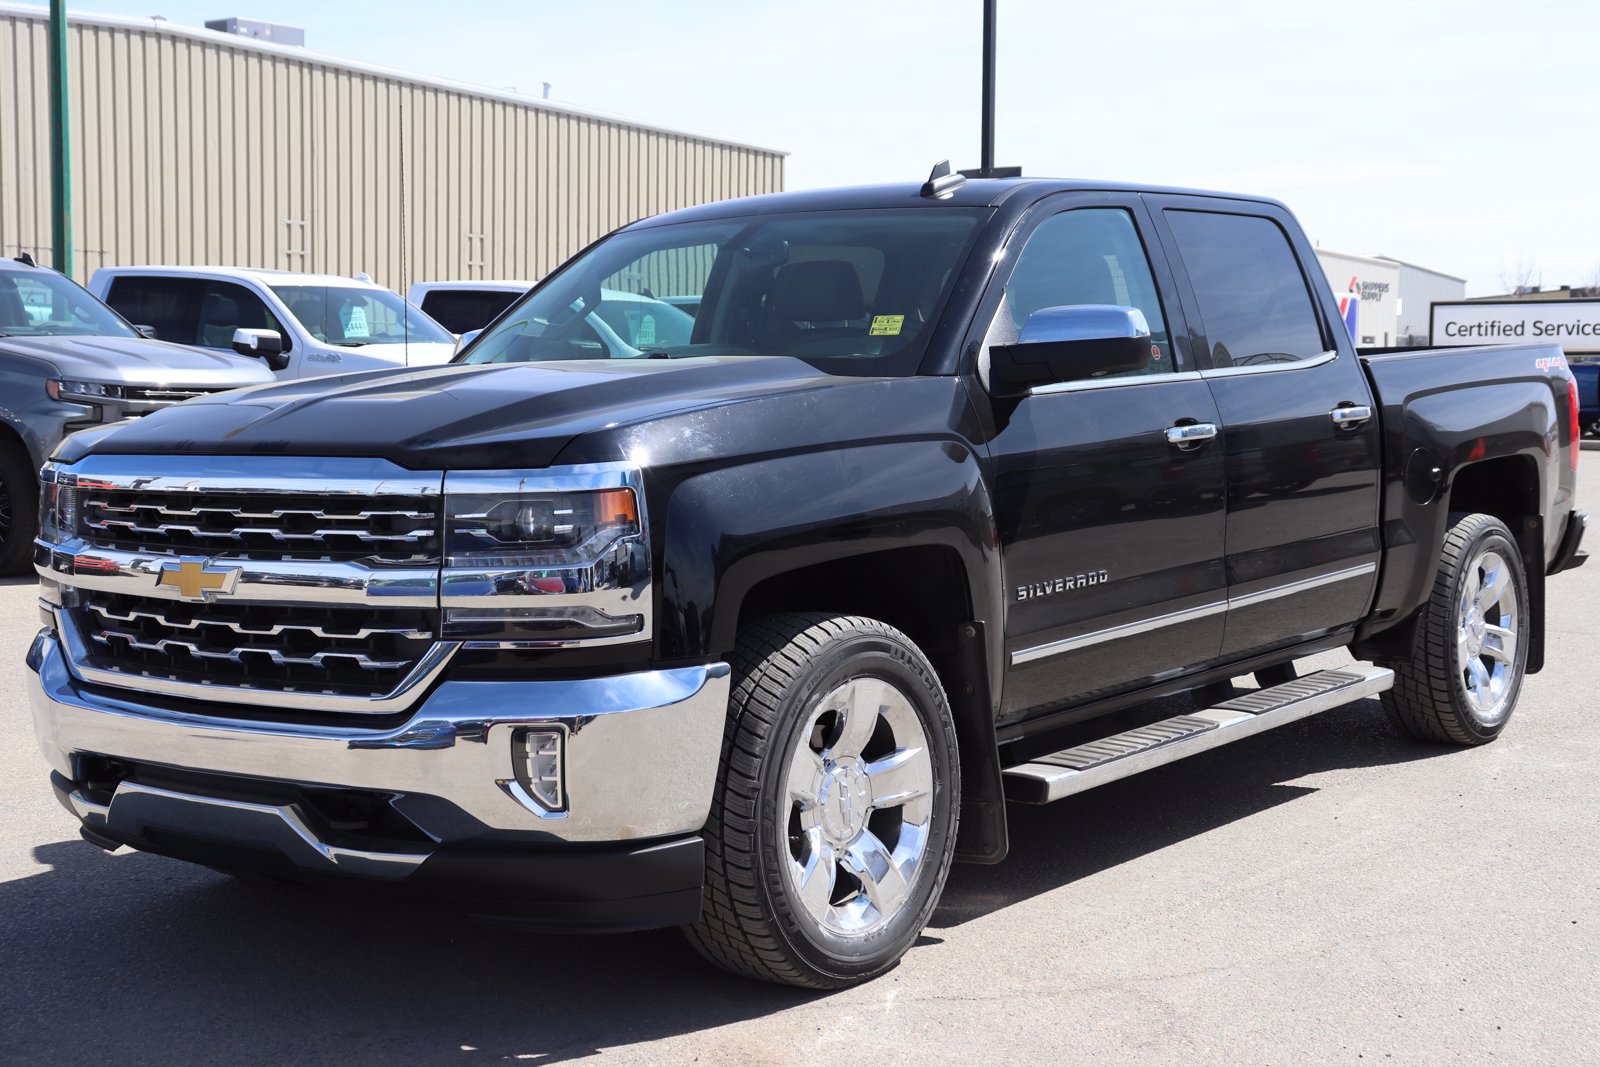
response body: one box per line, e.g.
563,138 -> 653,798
921,160 -> 967,200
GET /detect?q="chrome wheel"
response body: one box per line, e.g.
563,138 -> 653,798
782,676 -> 934,937
1457,546 -> 1519,726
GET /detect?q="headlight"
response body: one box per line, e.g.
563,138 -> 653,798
446,487 -> 639,565
38,465 -> 80,543
47,379 -> 125,402
441,469 -> 652,646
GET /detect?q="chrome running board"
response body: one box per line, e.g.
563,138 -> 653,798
1002,665 -> 1394,804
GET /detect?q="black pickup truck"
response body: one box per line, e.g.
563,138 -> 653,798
26,171 -> 1588,989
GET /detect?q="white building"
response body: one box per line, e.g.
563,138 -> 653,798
1376,257 -> 1468,346
1314,250 -> 1465,348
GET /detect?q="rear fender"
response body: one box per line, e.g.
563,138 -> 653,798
1355,379 -> 1557,668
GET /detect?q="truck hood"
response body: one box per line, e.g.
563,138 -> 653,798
66,356 -> 845,469
0,334 -> 275,385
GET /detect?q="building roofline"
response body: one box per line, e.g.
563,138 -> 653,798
0,1 -> 788,157
1312,248 -> 1402,271
1372,255 -> 1468,283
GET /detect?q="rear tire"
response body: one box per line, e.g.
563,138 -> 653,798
1381,513 -> 1528,745
685,613 -> 960,989
0,443 -> 38,576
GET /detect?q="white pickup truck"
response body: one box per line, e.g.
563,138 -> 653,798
91,266 -> 457,379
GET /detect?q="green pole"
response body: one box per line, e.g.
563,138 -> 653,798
48,0 -> 73,276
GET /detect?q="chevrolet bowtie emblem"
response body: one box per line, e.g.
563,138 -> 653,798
156,560 -> 241,601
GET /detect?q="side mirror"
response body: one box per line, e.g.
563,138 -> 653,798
233,328 -> 289,372
988,305 -> 1152,397
454,328 -> 482,355
132,324 -> 159,340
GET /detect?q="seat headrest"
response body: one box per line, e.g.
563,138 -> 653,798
770,260 -> 866,323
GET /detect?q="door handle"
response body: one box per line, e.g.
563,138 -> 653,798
1330,404 -> 1373,428
1166,422 -> 1218,448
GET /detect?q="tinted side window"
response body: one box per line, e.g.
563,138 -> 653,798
105,277 -> 206,343
420,290 -> 522,334
1163,210 -> 1326,366
195,281 -> 286,349
998,208 -> 1172,376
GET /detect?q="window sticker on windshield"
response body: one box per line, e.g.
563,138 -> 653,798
341,305 -> 370,338
637,314 -> 657,346
870,314 -> 905,336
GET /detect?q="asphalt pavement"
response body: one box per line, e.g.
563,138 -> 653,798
2,466 -> 1597,1066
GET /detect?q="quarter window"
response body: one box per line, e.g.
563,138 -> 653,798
419,289 -> 524,334
995,208 -> 1173,377
1163,210 -> 1327,366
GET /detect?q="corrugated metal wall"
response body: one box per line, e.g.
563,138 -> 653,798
0,6 -> 785,289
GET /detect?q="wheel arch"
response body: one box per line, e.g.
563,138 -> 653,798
656,444 -> 1009,862
1356,452 -> 1547,671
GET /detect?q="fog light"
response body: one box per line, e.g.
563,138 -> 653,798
518,728 -> 566,811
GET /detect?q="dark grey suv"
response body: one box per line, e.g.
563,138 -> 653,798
0,257 -> 272,572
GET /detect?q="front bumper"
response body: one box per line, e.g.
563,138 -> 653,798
27,628 -> 730,929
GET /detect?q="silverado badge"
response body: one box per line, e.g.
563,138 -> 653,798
1016,570 -> 1110,601
156,559 -> 241,601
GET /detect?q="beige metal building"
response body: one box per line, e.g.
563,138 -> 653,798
0,3 -> 785,288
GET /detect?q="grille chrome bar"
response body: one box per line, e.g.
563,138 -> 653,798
85,518 -> 435,543
121,385 -> 224,403
85,500 -> 434,521
92,628 -> 412,670
39,544 -> 439,608
87,601 -> 433,641
55,603 -> 459,714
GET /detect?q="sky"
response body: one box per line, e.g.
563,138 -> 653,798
57,0 -> 1600,294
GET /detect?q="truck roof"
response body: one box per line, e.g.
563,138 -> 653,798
630,177 -> 1293,230
91,265 -> 392,290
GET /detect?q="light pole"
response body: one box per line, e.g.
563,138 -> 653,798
49,0 -> 73,275
964,0 -> 1019,180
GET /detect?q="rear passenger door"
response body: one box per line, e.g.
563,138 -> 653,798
1149,198 -> 1382,658
102,276 -> 205,344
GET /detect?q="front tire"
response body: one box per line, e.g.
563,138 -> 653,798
1381,513 -> 1529,745
685,613 -> 960,989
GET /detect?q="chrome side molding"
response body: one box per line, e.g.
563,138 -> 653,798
1010,562 -> 1377,667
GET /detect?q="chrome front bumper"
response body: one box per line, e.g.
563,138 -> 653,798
28,628 -> 731,863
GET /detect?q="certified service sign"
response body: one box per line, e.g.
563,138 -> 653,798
1430,300 -> 1600,355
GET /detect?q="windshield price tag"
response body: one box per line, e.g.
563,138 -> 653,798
870,315 -> 905,336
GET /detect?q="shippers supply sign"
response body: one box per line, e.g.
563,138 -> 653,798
1431,300 -> 1600,354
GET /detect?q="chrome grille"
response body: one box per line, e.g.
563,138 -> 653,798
122,385 -> 224,404
77,489 -> 440,562
74,591 -> 437,698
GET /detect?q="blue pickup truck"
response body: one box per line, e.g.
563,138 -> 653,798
1575,361 -> 1599,436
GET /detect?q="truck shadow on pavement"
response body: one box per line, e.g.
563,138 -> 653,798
0,697 -> 1455,1064
933,696 -> 1449,928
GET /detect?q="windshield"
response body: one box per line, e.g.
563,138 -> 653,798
457,209 -> 986,375
270,285 -> 454,346
0,268 -> 136,338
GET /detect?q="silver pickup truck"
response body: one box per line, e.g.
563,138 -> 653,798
0,256 -> 273,572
